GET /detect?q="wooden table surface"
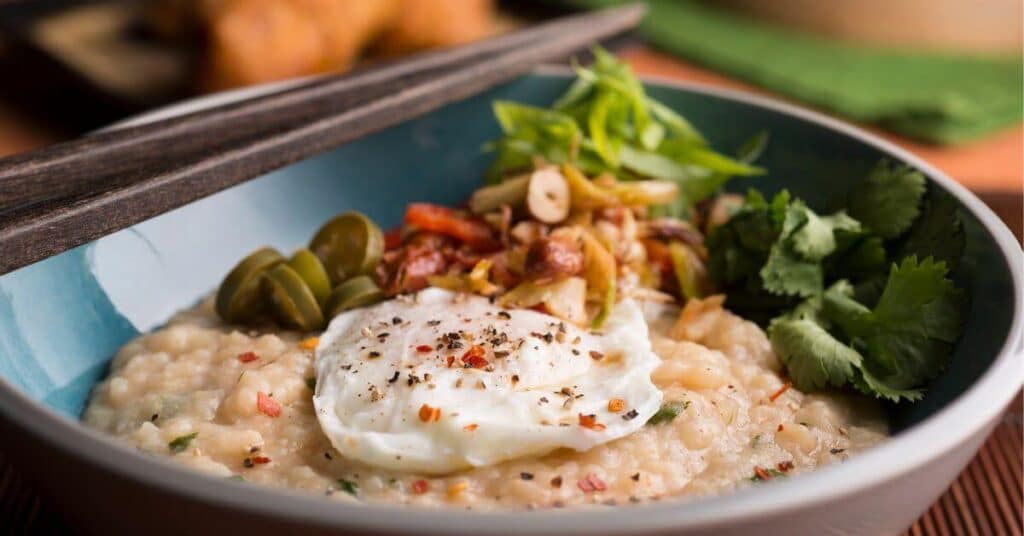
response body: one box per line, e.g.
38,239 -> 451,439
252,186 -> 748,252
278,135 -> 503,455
0,43 -> 1020,536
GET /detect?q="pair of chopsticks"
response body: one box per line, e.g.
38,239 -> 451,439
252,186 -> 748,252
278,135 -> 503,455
0,4 -> 645,276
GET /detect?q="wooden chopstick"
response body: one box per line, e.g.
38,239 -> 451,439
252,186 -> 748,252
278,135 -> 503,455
0,4 -> 644,276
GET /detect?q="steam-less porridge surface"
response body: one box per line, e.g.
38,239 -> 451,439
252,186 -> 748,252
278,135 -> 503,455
83,295 -> 887,509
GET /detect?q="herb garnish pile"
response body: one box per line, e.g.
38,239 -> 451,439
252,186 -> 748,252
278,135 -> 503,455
488,49 -> 967,403
707,162 -> 966,401
486,47 -> 765,216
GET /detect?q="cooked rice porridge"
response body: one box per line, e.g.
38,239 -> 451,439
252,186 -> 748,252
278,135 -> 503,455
83,295 -> 887,509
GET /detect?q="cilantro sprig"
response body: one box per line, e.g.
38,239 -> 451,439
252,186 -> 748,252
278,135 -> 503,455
485,47 -> 764,216
708,160 -> 966,402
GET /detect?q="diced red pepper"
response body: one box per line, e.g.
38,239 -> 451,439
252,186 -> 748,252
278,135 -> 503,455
257,391 -> 281,418
404,203 -> 499,252
577,473 -> 607,493
416,344 -> 433,353
237,352 -> 258,363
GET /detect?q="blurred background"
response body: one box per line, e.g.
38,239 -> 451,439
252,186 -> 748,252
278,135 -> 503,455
0,0 -> 1020,231
0,0 -> 1020,533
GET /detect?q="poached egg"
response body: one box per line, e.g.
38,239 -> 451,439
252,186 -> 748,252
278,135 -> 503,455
313,288 -> 662,474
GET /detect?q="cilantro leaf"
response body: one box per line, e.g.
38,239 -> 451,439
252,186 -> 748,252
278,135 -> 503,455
825,256 -> 964,393
769,317 -> 862,391
827,231 -> 888,284
847,160 -> 926,239
897,188 -> 965,268
760,200 -> 853,297
852,368 -> 925,403
790,207 -> 859,261
760,243 -> 823,297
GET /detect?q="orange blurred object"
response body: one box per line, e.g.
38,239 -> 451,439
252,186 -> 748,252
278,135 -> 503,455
374,0 -> 494,56
198,0 -> 494,90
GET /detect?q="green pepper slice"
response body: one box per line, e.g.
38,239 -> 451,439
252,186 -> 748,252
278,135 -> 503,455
309,212 -> 384,285
262,264 -> 324,331
216,247 -> 285,323
287,249 -> 331,306
324,275 -> 384,318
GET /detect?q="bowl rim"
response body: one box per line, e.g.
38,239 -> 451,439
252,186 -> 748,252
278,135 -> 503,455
0,66 -> 1021,534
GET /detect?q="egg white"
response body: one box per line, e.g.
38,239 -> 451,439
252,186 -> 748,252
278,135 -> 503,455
313,288 -> 662,474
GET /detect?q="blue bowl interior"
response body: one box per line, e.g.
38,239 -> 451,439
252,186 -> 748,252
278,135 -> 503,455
0,74 -> 1015,434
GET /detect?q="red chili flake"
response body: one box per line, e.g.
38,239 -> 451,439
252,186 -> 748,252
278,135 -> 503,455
577,473 -> 607,493
411,479 -> 429,494
578,413 -> 607,431
461,345 -> 489,368
257,391 -> 281,418
416,344 -> 433,353
446,355 -> 455,368
769,381 -> 792,402
777,460 -> 794,472
777,424 -> 785,432
237,352 -> 258,363
463,423 -> 478,431
753,466 -> 772,481
251,456 -> 271,465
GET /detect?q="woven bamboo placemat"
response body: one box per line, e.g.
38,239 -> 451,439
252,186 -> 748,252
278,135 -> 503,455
2,392 -> 1020,534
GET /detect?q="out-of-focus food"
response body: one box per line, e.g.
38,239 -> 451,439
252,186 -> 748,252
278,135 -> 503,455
152,0 -> 496,89
373,0 -> 494,57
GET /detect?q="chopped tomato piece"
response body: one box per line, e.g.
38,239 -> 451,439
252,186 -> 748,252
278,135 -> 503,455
404,203 -> 499,252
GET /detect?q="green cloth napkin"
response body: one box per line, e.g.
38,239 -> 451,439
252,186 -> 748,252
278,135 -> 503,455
565,0 -> 1023,144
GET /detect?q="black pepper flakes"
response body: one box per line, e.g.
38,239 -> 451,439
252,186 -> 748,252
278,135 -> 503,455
631,473 -> 640,481
387,371 -> 400,383
550,476 -> 563,488
243,458 -> 255,468
368,351 -> 381,359
520,472 -> 534,481
392,317 -> 403,325
622,409 -> 639,421
589,351 -> 604,360
497,311 -> 512,320
427,320 -> 441,326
